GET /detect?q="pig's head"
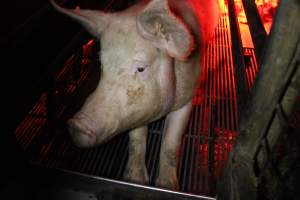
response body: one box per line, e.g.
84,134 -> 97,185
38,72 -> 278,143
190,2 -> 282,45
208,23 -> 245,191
51,0 -> 196,147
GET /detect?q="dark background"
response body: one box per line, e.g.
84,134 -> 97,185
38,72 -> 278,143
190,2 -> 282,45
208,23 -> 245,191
0,0 -> 80,192
0,0 -> 136,173
0,0 -> 132,196
1,0 -> 135,135
1,0 -> 95,135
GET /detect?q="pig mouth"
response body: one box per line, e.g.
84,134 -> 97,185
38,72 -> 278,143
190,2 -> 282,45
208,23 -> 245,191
67,113 -> 97,148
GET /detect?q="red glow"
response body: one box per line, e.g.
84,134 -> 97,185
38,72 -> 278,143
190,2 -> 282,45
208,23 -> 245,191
189,0 -> 239,183
234,0 -> 254,48
233,0 -> 279,45
255,0 -> 279,34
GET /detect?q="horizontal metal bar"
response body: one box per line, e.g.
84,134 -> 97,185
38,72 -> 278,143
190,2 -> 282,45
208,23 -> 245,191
33,164 -> 216,200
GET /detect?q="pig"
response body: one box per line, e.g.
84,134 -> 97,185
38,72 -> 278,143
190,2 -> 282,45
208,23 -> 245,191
51,0 -> 219,190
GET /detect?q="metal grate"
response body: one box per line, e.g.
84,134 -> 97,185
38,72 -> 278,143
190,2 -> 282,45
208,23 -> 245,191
177,4 -> 239,195
243,48 -> 259,91
13,0 -> 258,197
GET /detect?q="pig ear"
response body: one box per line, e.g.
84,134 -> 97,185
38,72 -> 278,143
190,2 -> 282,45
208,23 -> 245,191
50,0 -> 109,39
137,0 -> 195,61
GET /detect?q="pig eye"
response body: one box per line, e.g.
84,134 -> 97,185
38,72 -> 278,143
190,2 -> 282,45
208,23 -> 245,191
137,67 -> 145,72
132,61 -> 149,74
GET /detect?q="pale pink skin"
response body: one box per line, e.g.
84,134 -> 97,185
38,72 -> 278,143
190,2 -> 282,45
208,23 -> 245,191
51,0 -> 219,189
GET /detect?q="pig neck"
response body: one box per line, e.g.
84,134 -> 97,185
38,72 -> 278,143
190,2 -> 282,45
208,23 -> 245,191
158,52 -> 176,115
167,1 -> 203,111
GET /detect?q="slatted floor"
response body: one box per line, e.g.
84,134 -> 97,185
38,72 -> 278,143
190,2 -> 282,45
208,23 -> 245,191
177,4 -> 239,194
14,0 -> 259,197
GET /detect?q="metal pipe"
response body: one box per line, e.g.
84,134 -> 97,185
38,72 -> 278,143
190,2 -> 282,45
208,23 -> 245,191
34,166 -> 216,200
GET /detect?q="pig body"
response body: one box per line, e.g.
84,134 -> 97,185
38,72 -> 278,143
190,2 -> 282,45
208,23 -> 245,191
51,0 -> 219,189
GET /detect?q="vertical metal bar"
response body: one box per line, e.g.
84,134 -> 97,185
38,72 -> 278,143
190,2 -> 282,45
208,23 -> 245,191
146,123 -> 157,180
151,130 -> 162,185
220,18 -> 226,180
193,105 -> 201,192
251,48 -> 259,73
102,140 -> 120,175
106,137 -> 126,176
227,16 -> 239,138
182,114 -> 193,191
224,4 -> 238,155
220,18 -> 226,179
87,147 -> 102,174
78,149 -> 94,173
241,0 -> 267,63
193,49 -> 206,192
147,120 -> 163,185
188,106 -> 196,192
203,41 -> 211,193
198,46 -> 209,193
206,37 -> 214,194
228,0 -> 249,113
116,136 -> 129,179
219,19 -> 223,179
178,132 -> 186,188
97,144 -> 111,175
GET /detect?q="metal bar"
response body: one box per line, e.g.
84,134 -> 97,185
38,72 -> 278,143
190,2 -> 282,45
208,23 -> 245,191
228,0 -> 249,113
184,116 -> 191,191
93,144 -> 112,176
241,0 -> 267,63
225,15 -> 237,135
96,144 -> 111,175
105,137 -> 125,176
33,165 -> 215,200
198,47 -> 208,193
219,20 -> 225,180
193,105 -> 201,192
178,132 -> 186,188
115,136 -> 129,179
191,83 -> 202,191
101,141 -> 118,175
86,146 -> 102,174
188,106 -> 197,191
228,32 -> 239,137
224,11 -> 232,165
203,41 -> 211,193
147,122 -> 163,185
220,21 -> 226,179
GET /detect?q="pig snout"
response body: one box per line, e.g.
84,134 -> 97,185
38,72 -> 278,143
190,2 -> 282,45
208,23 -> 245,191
67,113 -> 97,148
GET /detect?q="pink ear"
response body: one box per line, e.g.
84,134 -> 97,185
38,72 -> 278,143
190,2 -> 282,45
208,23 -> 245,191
50,0 -> 109,38
137,0 -> 196,61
